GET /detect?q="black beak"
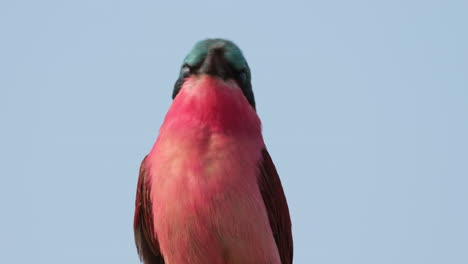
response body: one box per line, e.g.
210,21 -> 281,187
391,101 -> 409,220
199,46 -> 233,79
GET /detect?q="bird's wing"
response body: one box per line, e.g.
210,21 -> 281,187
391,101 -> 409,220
134,156 -> 165,264
258,148 -> 293,264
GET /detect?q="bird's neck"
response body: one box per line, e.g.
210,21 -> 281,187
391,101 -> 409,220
160,75 -> 261,136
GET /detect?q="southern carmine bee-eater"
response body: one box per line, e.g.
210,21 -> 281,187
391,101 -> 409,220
134,39 -> 293,264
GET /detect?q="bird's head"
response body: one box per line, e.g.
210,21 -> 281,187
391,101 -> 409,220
172,39 -> 256,109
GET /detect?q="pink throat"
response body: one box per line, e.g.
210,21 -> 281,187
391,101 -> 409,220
160,75 -> 261,135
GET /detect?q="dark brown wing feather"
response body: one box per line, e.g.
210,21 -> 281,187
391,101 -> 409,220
258,149 -> 294,264
134,156 -> 165,264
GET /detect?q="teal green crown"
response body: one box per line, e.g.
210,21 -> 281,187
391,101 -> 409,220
172,38 -> 256,109
183,38 -> 250,73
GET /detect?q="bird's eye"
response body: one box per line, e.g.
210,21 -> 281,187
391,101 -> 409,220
181,65 -> 191,78
239,71 -> 247,83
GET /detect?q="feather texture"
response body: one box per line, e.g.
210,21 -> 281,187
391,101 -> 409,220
134,75 -> 292,263
258,149 -> 294,264
134,156 -> 165,263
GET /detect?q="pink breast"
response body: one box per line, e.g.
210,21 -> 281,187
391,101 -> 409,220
145,76 -> 281,263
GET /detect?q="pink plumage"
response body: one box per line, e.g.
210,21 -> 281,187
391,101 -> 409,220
134,39 -> 292,264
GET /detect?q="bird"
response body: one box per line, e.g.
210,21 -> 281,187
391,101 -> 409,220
134,38 -> 293,264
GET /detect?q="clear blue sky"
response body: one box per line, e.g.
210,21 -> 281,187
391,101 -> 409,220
1,1 -> 467,263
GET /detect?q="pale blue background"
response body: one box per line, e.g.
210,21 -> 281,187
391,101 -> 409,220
1,1 -> 467,263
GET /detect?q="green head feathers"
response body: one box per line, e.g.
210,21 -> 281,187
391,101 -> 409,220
184,39 -> 250,73
173,38 -> 256,109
